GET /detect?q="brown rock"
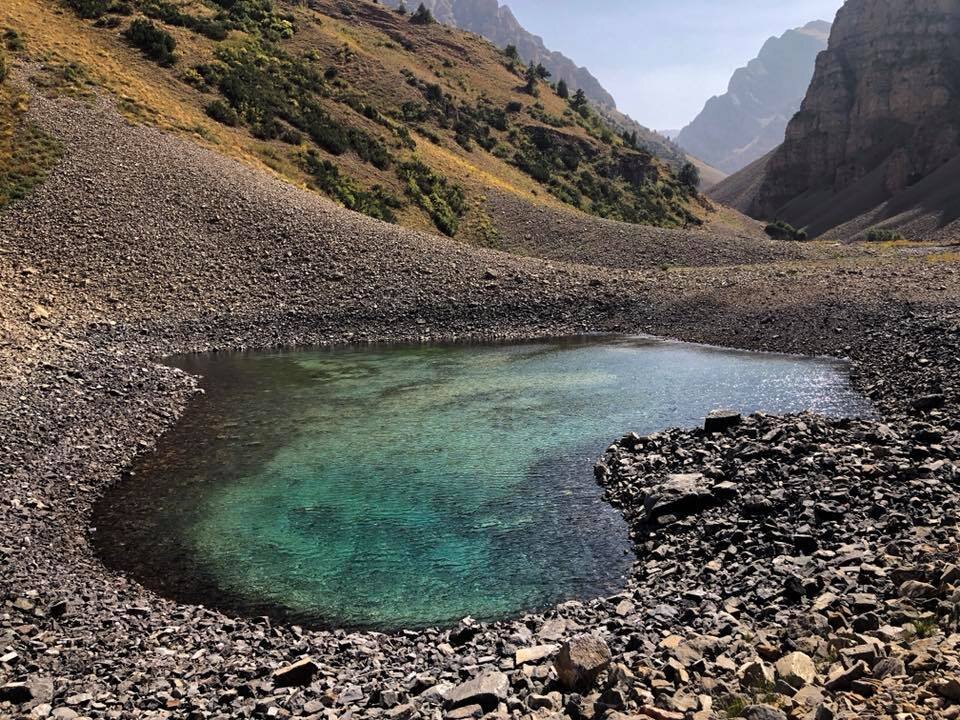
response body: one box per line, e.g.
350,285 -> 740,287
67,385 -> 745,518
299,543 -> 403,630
555,634 -> 612,689
273,657 -> 319,687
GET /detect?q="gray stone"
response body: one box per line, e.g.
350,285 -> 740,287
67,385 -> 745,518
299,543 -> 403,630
644,473 -> 716,519
742,705 -> 787,720
445,671 -> 509,711
705,409 -> 742,433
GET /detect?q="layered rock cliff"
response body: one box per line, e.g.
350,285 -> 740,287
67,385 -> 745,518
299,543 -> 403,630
743,0 -> 960,238
676,21 -> 830,175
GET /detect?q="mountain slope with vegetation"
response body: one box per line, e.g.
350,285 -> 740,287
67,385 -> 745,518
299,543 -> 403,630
1,0 -> 718,249
378,0 -> 689,169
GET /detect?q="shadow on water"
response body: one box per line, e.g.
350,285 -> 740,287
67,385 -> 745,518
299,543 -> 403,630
92,336 -> 874,631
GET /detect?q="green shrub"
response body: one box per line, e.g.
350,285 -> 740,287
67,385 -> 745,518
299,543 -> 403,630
214,41 -> 390,167
66,0 -> 111,19
409,3 -> 434,24
0,48 -> 6,84
678,161 -> 700,191
302,150 -> 402,222
397,160 -> 466,236
124,18 -> 177,66
865,227 -> 904,242
141,0 -> 229,40
3,29 -> 26,52
205,99 -> 240,126
764,220 -> 807,241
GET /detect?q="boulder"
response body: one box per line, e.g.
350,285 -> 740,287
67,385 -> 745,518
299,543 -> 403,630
705,409 -> 742,433
273,657 -> 319,687
739,659 -> 775,688
445,671 -> 509,711
555,634 -> 612,689
775,652 -> 816,688
912,394 -> 945,412
644,473 -> 716,520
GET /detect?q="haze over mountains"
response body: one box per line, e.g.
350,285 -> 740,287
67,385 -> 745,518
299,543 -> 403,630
676,20 -> 831,175
712,0 -> 960,240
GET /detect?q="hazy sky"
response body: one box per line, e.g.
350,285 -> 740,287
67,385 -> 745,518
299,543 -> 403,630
506,0 -> 846,130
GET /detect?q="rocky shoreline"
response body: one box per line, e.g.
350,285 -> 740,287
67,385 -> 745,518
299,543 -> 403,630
3,89 -> 960,720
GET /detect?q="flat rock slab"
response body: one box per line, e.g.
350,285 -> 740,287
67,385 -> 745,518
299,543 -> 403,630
445,671 -> 508,711
515,644 -> 558,665
644,473 -> 717,519
705,408 -> 742,433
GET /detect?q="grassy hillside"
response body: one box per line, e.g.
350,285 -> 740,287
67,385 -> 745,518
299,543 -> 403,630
0,0 -> 707,244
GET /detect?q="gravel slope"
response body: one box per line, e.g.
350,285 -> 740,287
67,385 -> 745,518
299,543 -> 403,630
3,88 -> 960,720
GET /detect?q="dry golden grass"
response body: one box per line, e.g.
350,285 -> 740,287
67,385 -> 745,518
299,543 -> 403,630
0,78 -> 61,208
924,250 -> 960,264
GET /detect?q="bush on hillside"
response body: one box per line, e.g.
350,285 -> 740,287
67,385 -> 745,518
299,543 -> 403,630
66,0 -> 111,19
410,3 -> 434,24
4,29 -> 26,52
865,227 -> 904,242
205,99 -> 240,126
678,161 -> 700,191
397,160 -> 466,236
141,0 -> 229,41
124,18 -> 178,66
302,150 -> 402,222
764,220 -> 807,241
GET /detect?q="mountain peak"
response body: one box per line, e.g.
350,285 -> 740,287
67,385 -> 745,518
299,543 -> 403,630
675,20 -> 830,175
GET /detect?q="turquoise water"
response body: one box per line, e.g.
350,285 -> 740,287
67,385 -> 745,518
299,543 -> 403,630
93,337 -> 873,630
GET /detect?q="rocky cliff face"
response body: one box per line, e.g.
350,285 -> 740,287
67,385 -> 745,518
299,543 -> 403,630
382,0 -> 615,108
676,21 -> 830,174
750,0 -> 960,236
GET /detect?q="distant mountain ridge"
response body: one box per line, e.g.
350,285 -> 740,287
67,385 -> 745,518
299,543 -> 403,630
677,20 -> 831,175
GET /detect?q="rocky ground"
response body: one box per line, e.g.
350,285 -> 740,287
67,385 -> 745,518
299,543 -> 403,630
2,83 -> 960,720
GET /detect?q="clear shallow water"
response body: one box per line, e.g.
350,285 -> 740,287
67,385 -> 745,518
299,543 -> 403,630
93,337 -> 873,630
